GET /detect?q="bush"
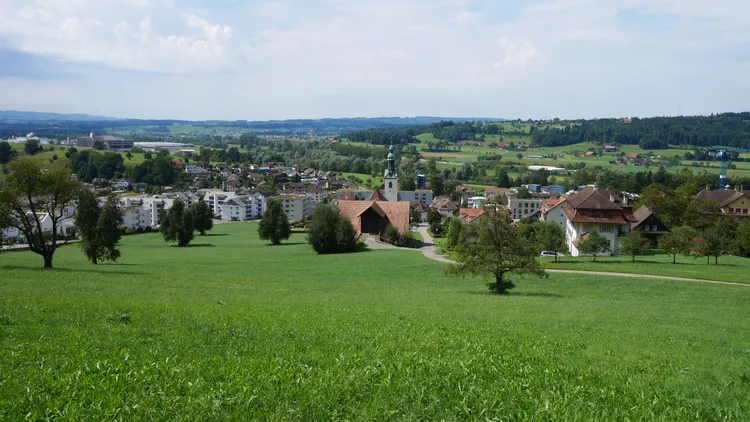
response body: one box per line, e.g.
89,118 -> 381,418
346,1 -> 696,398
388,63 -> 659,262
430,221 -> 444,237
307,205 -> 357,254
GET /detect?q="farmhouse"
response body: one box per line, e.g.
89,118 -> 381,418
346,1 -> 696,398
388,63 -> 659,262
563,186 -> 636,256
630,206 -> 669,247
697,187 -> 750,216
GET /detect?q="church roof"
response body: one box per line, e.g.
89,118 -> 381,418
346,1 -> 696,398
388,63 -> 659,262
367,188 -> 388,201
338,200 -> 411,235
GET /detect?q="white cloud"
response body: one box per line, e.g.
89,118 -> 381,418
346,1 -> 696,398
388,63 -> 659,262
0,0 -> 233,72
0,0 -> 749,120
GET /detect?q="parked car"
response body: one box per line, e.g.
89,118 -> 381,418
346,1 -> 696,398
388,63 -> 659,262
539,251 -> 558,258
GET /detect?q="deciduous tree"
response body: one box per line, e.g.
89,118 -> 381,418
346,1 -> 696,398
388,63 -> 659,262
577,230 -> 611,262
0,141 -> 14,164
189,200 -> 214,235
75,191 -> 123,264
0,157 -> 81,268
160,199 -> 195,247
619,230 -> 651,262
258,200 -> 291,245
698,227 -> 730,265
536,221 -> 568,262
446,212 -> 546,295
659,226 -> 696,264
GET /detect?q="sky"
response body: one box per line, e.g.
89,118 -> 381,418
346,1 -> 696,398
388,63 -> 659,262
0,0 -> 748,121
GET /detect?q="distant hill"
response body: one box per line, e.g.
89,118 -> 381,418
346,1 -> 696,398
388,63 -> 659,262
0,110 -> 119,122
0,113 -> 505,138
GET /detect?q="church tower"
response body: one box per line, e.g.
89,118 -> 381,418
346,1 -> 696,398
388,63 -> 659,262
384,144 -> 399,202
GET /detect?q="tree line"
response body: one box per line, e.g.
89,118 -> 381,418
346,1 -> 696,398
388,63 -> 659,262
529,113 -> 750,149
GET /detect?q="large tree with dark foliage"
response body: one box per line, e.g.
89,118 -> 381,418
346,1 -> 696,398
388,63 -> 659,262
75,191 -> 123,264
446,212 -> 546,295
0,142 -> 14,164
0,158 -> 80,268
577,230 -> 611,262
258,200 -> 291,245
189,200 -> 214,235
307,205 -> 357,254
160,199 -> 195,247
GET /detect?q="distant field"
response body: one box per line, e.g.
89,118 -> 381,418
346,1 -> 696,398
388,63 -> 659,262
7,143 -> 169,169
420,152 -> 473,159
1,223 -> 749,419
339,172 -> 383,189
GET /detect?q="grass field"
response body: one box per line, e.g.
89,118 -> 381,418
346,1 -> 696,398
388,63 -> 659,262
8,143 -> 150,168
541,252 -> 750,283
2,223 -> 750,419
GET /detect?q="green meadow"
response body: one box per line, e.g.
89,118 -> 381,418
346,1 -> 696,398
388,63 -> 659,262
541,252 -> 750,283
2,223 -> 750,420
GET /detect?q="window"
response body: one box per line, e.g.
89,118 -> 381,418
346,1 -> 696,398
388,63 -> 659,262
389,182 -> 393,189
651,225 -> 657,231
601,225 -> 613,233
588,210 -> 596,218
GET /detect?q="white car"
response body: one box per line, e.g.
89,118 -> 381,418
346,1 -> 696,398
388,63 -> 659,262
539,251 -> 558,258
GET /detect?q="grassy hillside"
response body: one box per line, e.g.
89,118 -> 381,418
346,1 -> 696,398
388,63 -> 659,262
1,223 -> 749,419
8,143 -> 149,168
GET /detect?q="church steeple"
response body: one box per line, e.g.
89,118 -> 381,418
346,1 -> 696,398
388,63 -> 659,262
384,143 -> 399,201
386,143 -> 397,177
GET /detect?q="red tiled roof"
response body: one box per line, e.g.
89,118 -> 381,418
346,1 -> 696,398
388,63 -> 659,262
485,188 -> 509,196
367,189 -> 388,201
625,153 -> 639,159
459,208 -> 485,223
337,200 -> 411,236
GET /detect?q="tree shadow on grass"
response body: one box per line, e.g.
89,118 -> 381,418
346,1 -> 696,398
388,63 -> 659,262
202,233 -> 229,237
466,290 -> 564,299
0,265 -> 143,275
262,242 -> 308,246
181,244 -> 216,248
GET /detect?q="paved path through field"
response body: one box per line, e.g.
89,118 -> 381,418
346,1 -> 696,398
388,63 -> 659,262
412,224 -> 749,287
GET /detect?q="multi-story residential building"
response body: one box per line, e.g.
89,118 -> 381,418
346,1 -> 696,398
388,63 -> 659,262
220,193 -> 267,221
185,164 -> 205,175
562,186 -> 636,256
120,206 -> 151,230
398,189 -> 434,205
276,194 -> 313,220
507,197 -> 544,221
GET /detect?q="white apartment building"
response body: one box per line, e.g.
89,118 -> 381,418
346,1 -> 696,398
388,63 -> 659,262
185,164 -> 205,175
276,194 -> 313,220
399,189 -> 434,205
508,197 -> 543,221
121,206 -> 151,230
220,193 -> 267,221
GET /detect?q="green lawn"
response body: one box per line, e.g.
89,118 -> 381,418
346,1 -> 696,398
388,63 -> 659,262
1,223 -> 750,419
339,172 -> 383,189
541,252 -> 750,283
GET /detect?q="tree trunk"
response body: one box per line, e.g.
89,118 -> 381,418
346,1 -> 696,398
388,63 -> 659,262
43,254 -> 53,269
593,254 -> 596,262
715,256 -> 718,265
632,255 -> 635,262
672,254 -> 676,264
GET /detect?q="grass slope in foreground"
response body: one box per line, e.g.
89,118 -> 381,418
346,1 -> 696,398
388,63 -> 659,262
1,223 -> 750,420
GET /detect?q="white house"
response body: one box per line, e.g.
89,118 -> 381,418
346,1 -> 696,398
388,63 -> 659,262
220,193 -> 267,221
562,187 -> 636,256
467,196 -> 489,209
541,198 -> 568,229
